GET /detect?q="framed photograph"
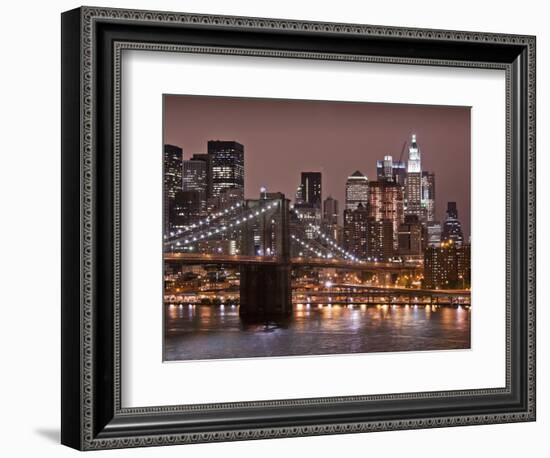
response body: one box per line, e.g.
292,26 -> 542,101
161,94 -> 473,361
61,6 -> 536,450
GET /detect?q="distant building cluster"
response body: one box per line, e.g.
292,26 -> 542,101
291,134 -> 470,288
336,134 -> 441,261
355,135 -> 468,287
287,135 -> 469,285
163,140 -> 286,258
164,140 -> 245,235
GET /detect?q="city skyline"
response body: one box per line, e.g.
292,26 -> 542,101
162,94 -> 471,361
163,134 -> 469,281
164,94 -> 471,238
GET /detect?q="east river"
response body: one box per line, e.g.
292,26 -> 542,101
164,303 -> 471,361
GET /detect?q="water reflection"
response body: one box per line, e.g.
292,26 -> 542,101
165,304 -> 470,361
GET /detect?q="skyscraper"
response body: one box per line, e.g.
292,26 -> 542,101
366,218 -> 394,261
323,196 -> 340,244
393,161 -> 407,187
343,203 -> 369,259
405,134 -> 422,217
163,144 -> 183,234
294,184 -> 304,205
397,215 -> 424,257
345,171 -> 369,211
376,156 -> 406,186
182,155 -> 208,211
189,152 -> 210,195
423,242 -> 457,289
456,243 -> 471,288
293,172 -> 322,239
300,172 -> 322,209
423,241 -> 470,289
447,201 -> 458,219
323,196 -> 339,225
207,187 -> 245,214
426,221 -> 442,247
207,140 -> 244,199
421,171 -> 436,222
442,201 -> 464,245
170,189 -> 202,230
368,181 -> 404,251
382,155 -> 393,180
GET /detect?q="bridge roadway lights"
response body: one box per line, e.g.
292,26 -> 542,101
239,262 -> 292,321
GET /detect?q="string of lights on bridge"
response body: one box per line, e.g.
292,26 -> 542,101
290,234 -> 361,262
164,201 -> 280,248
164,201 -> 246,241
164,201 -> 369,263
290,208 -> 360,262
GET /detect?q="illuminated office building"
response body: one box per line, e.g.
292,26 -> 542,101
345,171 -> 369,211
163,144 -> 183,233
207,140 -> 244,198
368,181 -> 404,250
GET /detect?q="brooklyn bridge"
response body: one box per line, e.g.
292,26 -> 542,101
164,194 -> 468,319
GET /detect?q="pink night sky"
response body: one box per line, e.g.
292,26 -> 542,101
164,95 -> 471,238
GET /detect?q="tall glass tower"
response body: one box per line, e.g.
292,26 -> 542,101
442,201 -> 464,245
207,140 -> 244,199
182,155 -> 208,211
163,144 -> 183,234
300,172 -> 322,209
345,170 -> 369,211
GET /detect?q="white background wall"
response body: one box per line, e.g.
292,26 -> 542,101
0,0 -> 546,456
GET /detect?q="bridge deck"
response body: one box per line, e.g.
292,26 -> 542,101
164,253 -> 422,271
293,286 -> 470,297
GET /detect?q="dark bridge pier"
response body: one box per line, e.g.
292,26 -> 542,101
239,196 -> 292,320
239,263 -> 292,319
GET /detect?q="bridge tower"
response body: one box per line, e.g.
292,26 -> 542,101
239,194 -> 292,320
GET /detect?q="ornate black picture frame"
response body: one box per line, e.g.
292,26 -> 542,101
61,6 -> 536,450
